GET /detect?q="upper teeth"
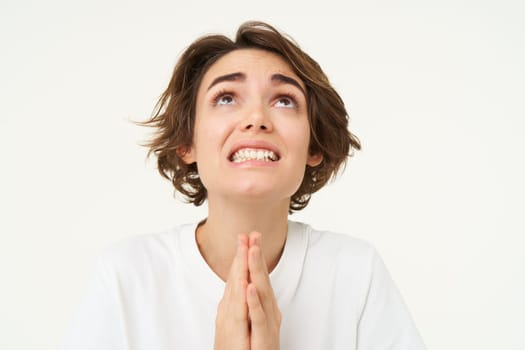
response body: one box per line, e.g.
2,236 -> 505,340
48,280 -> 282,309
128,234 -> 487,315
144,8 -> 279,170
231,148 -> 278,163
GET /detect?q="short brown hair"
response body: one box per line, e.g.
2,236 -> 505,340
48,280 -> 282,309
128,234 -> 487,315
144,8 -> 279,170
140,21 -> 361,211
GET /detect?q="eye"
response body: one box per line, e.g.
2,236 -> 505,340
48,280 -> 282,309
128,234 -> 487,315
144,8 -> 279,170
274,95 -> 297,108
214,93 -> 236,106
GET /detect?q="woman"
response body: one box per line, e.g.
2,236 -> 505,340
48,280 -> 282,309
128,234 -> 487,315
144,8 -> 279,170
62,21 -> 426,350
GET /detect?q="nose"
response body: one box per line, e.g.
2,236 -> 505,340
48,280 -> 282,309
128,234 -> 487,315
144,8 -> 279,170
241,103 -> 273,132
243,121 -> 271,131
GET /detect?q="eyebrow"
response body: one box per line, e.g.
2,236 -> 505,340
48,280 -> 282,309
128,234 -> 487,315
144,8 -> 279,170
271,73 -> 306,96
206,72 -> 306,96
207,72 -> 246,91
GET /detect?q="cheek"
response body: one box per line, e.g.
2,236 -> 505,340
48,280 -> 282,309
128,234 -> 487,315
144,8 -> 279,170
193,117 -> 229,152
193,98 -> 222,149
286,122 -> 312,156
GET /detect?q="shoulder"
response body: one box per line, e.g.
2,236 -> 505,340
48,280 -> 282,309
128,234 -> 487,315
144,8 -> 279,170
290,221 -> 381,287
293,221 -> 377,262
95,223 -> 195,277
288,222 -> 388,312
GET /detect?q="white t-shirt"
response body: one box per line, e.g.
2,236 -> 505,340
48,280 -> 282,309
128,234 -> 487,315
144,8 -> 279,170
61,221 -> 426,349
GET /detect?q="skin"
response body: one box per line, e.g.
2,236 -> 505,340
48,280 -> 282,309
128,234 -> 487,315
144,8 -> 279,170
214,232 -> 281,350
181,49 -> 322,350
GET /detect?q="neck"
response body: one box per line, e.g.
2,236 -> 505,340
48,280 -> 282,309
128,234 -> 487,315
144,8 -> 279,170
196,195 -> 290,281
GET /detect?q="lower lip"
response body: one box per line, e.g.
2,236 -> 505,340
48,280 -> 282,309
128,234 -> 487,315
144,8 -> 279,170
229,160 -> 279,168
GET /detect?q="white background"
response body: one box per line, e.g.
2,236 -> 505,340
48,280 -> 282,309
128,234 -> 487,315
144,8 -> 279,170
1,0 -> 524,349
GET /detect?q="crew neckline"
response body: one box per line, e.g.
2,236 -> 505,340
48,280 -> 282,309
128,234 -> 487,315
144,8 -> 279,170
178,220 -> 309,308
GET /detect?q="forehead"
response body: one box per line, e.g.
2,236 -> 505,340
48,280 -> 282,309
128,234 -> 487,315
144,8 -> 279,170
199,48 -> 305,90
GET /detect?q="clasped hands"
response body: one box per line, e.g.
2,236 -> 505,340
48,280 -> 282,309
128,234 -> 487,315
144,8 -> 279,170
214,232 -> 281,350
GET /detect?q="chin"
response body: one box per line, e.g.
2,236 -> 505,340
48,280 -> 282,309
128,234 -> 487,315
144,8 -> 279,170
235,182 -> 275,198
233,182 -> 298,204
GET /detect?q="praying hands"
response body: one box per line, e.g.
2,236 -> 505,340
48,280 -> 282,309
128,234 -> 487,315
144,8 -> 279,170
214,232 -> 281,350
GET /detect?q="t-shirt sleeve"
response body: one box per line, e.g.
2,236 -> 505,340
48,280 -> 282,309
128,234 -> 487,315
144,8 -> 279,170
60,255 -> 126,350
357,248 -> 427,350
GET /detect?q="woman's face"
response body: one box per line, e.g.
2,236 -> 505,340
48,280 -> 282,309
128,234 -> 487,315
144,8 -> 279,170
183,49 -> 322,205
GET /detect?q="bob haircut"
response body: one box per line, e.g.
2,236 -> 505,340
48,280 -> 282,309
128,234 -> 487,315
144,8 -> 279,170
141,21 -> 361,211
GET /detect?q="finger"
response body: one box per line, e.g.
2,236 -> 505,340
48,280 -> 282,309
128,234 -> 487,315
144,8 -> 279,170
220,234 -> 249,322
248,233 -> 271,288
248,242 -> 276,315
233,278 -> 248,320
224,234 -> 248,299
227,234 -> 249,282
248,231 -> 268,272
246,283 -> 266,327
235,234 -> 249,282
248,232 -> 262,260
249,231 -> 259,246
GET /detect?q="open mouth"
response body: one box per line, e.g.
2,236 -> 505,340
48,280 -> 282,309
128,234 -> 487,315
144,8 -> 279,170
229,148 -> 280,163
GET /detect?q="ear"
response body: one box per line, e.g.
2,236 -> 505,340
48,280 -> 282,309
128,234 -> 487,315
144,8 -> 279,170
176,145 -> 196,164
307,153 -> 323,167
